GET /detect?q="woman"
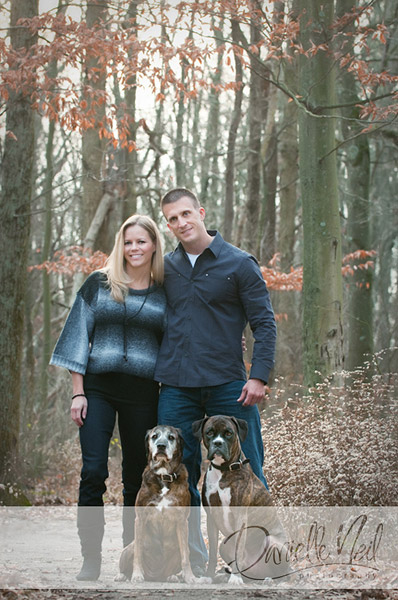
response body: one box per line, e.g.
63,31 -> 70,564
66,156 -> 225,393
50,214 -> 166,581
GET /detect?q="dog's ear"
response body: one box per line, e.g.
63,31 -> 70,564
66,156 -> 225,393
192,418 -> 208,440
144,428 -> 152,457
230,417 -> 248,443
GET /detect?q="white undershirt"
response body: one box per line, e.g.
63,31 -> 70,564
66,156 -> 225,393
186,252 -> 200,267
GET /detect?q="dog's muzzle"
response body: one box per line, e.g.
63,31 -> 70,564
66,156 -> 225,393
154,443 -> 169,460
207,438 -> 230,462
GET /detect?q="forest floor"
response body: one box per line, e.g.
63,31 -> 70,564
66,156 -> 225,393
1,589 -> 397,600
2,375 -> 397,600
1,486 -> 397,600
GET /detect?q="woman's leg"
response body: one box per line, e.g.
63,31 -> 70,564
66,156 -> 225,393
77,393 -> 116,580
78,393 -> 116,505
117,377 -> 159,546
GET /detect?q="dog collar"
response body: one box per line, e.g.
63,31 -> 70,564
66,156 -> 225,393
159,472 -> 178,483
210,458 -> 250,472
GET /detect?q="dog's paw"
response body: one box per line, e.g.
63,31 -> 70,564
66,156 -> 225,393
180,569 -> 199,585
131,572 -> 145,583
114,572 -> 129,582
227,572 -> 245,586
167,574 -> 180,583
211,568 -> 230,584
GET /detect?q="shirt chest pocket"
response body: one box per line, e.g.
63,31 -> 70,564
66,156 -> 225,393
196,273 -> 237,305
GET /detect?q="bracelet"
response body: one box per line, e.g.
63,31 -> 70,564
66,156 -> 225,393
72,393 -> 86,400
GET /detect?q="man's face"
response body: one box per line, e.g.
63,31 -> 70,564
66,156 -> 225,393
163,196 -> 206,247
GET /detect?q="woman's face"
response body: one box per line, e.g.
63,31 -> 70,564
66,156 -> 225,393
123,224 -> 156,276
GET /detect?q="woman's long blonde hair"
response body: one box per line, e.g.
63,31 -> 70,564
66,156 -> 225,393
101,214 -> 164,302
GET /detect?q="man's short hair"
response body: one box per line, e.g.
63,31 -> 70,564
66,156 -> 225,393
160,188 -> 200,210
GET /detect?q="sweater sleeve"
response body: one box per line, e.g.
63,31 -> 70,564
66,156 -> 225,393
49,274 -> 99,374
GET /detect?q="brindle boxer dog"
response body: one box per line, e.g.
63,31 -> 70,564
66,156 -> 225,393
116,425 -> 207,583
192,415 -> 289,585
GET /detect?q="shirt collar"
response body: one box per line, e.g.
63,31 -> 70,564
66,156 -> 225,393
176,230 -> 223,259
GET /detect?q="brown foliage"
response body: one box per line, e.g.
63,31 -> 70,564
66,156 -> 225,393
29,247 -> 376,293
263,354 -> 398,506
0,1 -> 397,147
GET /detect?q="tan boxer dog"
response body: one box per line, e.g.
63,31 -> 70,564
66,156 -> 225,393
116,425 -> 207,583
192,415 -> 289,584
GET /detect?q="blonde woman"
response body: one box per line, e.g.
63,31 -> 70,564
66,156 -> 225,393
50,215 -> 166,581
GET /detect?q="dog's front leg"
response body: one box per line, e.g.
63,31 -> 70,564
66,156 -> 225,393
131,515 -> 145,583
205,509 -> 219,579
175,519 -> 197,584
115,541 -> 134,581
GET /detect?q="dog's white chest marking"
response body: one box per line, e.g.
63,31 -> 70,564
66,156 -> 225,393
206,466 -> 231,506
154,468 -> 174,510
206,467 -> 233,534
157,484 -> 173,510
206,469 -> 231,532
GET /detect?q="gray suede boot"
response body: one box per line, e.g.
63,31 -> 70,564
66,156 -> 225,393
76,506 -> 104,581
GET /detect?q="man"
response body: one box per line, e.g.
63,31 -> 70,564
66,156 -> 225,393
154,188 -> 277,572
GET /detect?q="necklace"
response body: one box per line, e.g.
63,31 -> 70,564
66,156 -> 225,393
123,276 -> 152,361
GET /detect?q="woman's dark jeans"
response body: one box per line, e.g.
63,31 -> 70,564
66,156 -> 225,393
78,375 -> 158,508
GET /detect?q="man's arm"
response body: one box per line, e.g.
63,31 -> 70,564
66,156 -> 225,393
238,255 -> 277,389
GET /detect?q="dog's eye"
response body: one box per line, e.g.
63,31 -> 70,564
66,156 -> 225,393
151,433 -> 159,440
168,434 -> 175,441
225,430 -> 233,437
205,429 -> 214,438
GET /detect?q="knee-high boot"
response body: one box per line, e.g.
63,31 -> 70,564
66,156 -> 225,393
76,506 -> 104,581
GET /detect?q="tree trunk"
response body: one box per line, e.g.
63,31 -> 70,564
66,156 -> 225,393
39,118 -> 56,402
121,0 -> 141,220
260,122 -> 277,265
71,191 -> 117,298
81,1 -> 108,246
298,0 -> 344,386
273,0 -> 301,379
223,20 -> 243,243
38,0 -> 67,403
174,43 -> 188,187
244,20 -> 268,255
337,0 -> 373,372
187,92 -> 202,190
275,62 -> 300,378
200,17 -> 224,224
0,0 -> 38,483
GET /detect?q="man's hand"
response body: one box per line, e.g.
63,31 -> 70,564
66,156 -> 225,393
237,378 -> 265,406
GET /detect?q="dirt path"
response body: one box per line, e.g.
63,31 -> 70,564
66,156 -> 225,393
1,507 -> 397,600
0,589 -> 396,600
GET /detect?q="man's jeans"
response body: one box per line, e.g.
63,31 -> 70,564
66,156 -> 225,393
157,380 -> 268,568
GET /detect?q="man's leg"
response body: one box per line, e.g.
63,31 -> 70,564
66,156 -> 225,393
205,380 -> 268,488
158,385 -> 204,504
157,385 -> 207,571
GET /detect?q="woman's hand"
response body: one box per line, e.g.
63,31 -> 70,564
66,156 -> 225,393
71,395 -> 87,427
70,372 -> 86,427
